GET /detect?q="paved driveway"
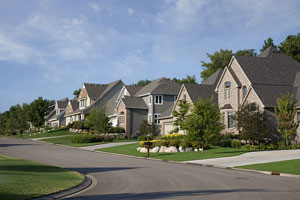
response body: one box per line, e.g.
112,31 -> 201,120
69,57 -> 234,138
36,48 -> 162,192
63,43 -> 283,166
1,137 -> 300,200
185,149 -> 300,167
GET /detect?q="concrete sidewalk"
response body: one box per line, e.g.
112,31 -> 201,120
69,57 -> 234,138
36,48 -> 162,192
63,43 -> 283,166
184,149 -> 300,167
79,141 -> 138,151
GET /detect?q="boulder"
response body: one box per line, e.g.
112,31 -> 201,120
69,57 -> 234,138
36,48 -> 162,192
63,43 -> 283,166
139,147 -> 148,153
185,147 -> 194,152
194,149 -> 198,152
159,146 -> 168,153
165,146 -> 179,153
150,146 -> 160,153
136,147 -> 142,152
179,146 -> 185,152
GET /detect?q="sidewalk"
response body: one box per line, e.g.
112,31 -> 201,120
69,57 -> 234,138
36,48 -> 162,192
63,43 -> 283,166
79,141 -> 138,151
184,149 -> 300,167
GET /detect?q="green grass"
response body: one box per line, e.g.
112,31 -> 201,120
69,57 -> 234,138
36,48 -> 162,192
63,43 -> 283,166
0,154 -> 84,200
236,159 -> 300,175
41,136 -> 106,147
97,143 -> 251,161
16,128 -> 75,139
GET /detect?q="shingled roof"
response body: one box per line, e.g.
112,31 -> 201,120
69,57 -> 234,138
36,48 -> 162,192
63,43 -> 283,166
121,96 -> 148,109
84,83 -> 108,99
184,83 -> 217,104
135,77 -> 181,96
57,97 -> 69,109
125,85 -> 143,96
202,68 -> 224,86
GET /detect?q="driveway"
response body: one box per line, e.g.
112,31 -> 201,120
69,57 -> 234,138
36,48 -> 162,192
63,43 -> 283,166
185,149 -> 300,167
1,137 -> 300,200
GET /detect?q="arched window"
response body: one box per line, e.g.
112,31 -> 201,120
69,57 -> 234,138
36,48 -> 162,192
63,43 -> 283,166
242,86 -> 247,98
225,81 -> 231,99
119,112 -> 125,124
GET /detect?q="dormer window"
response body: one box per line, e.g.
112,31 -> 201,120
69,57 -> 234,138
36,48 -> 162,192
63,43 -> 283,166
225,81 -> 231,99
154,95 -> 163,105
243,86 -> 247,99
79,99 -> 85,109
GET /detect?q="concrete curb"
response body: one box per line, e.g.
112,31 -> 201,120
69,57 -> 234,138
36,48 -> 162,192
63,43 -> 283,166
34,174 -> 95,200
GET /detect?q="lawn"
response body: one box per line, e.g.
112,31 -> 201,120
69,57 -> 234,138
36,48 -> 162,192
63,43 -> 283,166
41,135 -> 106,147
0,154 -> 84,200
16,128 -> 75,139
236,159 -> 300,175
97,143 -> 251,161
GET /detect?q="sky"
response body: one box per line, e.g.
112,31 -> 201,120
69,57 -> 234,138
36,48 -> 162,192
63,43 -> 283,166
0,0 -> 300,112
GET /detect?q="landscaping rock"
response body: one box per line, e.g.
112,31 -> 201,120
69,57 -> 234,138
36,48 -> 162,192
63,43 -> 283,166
150,146 -> 160,153
165,146 -> 179,153
185,147 -> 194,152
136,147 -> 142,152
159,146 -> 168,153
194,149 -> 198,152
179,146 -> 185,152
139,147 -> 147,153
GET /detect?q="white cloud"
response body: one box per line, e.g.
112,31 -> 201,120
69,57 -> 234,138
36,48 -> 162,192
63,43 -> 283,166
89,3 -> 101,12
128,8 -> 134,15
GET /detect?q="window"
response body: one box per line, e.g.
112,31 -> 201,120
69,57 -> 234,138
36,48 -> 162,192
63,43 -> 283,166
183,94 -> 187,102
154,95 -> 163,105
154,114 -> 160,124
119,112 -> 125,124
225,81 -> 231,99
79,99 -> 85,109
227,112 -> 233,128
222,113 -> 225,124
149,96 -> 152,105
174,95 -> 178,102
297,112 -> 300,123
242,86 -> 247,98
250,103 -> 259,111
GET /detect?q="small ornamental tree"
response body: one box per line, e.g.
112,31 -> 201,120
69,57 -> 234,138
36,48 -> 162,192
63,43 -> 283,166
275,93 -> 299,148
172,100 -> 191,133
86,103 -> 111,133
184,97 -> 224,149
233,103 -> 269,143
138,120 -> 158,137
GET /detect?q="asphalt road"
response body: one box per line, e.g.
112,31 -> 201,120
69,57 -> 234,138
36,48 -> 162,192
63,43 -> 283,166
1,137 -> 300,200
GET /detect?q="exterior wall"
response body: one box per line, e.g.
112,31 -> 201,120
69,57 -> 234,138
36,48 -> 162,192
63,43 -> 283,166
131,109 -> 148,137
242,88 -> 264,112
153,95 -> 177,115
295,110 -> 300,142
116,101 -> 128,135
143,95 -> 153,123
101,82 -> 124,116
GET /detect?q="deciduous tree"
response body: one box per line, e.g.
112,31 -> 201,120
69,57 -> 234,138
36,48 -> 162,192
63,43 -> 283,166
279,33 -> 300,62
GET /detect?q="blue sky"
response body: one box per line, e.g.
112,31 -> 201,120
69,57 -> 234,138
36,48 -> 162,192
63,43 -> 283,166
0,0 -> 300,112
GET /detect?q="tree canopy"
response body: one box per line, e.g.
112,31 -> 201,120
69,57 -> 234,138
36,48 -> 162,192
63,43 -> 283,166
171,75 -> 197,84
279,33 -> 300,63
73,89 -> 81,98
260,37 -> 276,52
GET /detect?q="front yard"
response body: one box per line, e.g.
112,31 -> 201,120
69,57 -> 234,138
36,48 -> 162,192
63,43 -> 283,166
40,135 -> 107,147
97,143 -> 251,161
0,154 -> 84,200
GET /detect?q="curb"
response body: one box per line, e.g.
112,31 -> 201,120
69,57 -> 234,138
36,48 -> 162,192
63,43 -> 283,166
34,174 -> 95,200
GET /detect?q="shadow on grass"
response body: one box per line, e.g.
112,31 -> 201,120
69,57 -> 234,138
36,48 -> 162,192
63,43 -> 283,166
0,193 -> 33,200
67,188 -> 267,200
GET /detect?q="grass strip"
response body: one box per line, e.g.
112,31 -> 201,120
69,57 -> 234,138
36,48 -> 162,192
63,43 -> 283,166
41,136 -> 106,147
0,154 -> 84,200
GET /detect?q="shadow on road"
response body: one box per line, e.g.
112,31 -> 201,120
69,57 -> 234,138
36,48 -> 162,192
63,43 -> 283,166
0,143 -> 38,148
67,188 -> 268,200
67,167 -> 141,174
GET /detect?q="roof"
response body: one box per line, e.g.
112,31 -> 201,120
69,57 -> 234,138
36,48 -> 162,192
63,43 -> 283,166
57,97 -> 69,109
202,68 -> 224,86
234,49 -> 300,86
71,99 -> 79,111
99,80 -> 123,99
84,83 -> 108,99
252,84 -> 297,107
221,104 -> 233,109
121,96 -> 148,109
135,77 -> 181,96
125,85 -> 143,96
184,83 -> 218,104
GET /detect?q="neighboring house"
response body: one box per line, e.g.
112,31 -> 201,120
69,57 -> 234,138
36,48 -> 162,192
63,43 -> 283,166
45,98 -> 69,128
115,78 -> 181,138
215,46 -> 300,141
65,80 -> 124,125
159,69 -> 223,135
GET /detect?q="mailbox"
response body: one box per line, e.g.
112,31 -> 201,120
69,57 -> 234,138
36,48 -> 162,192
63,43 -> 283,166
144,142 -> 153,147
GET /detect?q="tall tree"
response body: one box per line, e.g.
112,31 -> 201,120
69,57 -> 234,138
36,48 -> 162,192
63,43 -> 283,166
260,37 -> 276,52
184,97 -> 224,147
172,75 -> 197,85
236,49 -> 257,57
73,89 -> 81,98
28,97 -> 53,127
86,103 -> 111,133
132,79 -> 152,86
138,120 -> 158,136
172,100 -> 191,133
279,33 -> 300,63
275,93 -> 299,148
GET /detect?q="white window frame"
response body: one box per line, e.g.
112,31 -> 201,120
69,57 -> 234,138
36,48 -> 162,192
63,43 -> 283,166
119,112 -> 125,124
149,95 -> 152,105
225,81 -> 231,99
242,86 -> 247,98
227,112 -> 233,128
154,113 -> 160,125
154,95 -> 163,105
79,99 -> 85,109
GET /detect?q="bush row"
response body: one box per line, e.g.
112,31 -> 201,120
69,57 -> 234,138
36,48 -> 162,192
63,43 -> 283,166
161,133 -> 186,140
140,139 -> 210,149
67,121 -> 125,133
71,134 -> 114,143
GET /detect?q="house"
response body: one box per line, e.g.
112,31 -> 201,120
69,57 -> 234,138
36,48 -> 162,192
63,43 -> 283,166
159,69 -> 223,135
65,80 -> 124,125
115,78 -> 181,138
45,97 -> 69,128
215,46 -> 300,141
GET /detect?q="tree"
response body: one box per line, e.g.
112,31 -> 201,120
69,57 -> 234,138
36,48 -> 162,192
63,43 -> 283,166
73,89 -> 81,98
233,103 -> 269,143
172,75 -> 197,85
132,79 -> 152,86
138,120 -> 157,136
279,33 -> 300,63
236,49 -> 257,57
86,103 -> 111,133
184,97 -> 224,147
28,97 -> 54,127
172,100 -> 191,133
275,93 -> 299,148
260,37 -> 276,52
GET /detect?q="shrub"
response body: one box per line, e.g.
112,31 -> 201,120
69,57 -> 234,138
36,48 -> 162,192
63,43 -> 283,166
218,139 -> 231,147
231,140 -> 242,149
137,135 -> 154,141
180,140 -> 192,148
72,121 -> 86,129
169,139 -> 181,148
192,141 -> 201,149
109,126 -> 125,133
161,133 -> 185,140
291,143 -> 300,149
266,143 -> 278,150
71,134 -> 114,143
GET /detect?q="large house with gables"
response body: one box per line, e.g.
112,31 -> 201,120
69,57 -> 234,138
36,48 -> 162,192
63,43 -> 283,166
45,97 -> 69,127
